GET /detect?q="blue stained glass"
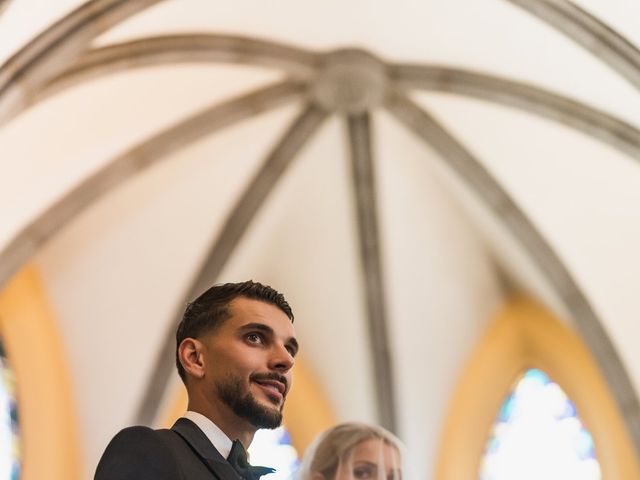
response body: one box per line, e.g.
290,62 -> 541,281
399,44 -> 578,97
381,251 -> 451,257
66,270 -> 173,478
479,369 -> 601,480
0,337 -> 19,480
497,397 -> 515,422
279,428 -> 292,445
525,368 -> 549,386
248,427 -> 300,480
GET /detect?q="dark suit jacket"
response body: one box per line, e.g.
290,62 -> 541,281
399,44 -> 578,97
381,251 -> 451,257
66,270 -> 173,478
95,418 -> 242,480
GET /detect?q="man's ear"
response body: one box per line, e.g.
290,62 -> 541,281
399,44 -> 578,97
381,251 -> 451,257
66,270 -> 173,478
178,338 -> 206,379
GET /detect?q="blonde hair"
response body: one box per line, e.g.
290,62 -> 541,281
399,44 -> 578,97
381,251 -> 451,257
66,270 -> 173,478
300,422 -> 403,480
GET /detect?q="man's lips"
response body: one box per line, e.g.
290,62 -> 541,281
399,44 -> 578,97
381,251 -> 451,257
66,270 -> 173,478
251,373 -> 288,403
253,379 -> 286,398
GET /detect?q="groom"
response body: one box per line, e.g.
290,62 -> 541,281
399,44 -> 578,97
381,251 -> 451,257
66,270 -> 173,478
95,281 -> 299,480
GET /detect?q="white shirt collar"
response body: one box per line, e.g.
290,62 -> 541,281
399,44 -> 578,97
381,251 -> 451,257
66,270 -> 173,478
183,411 -> 234,458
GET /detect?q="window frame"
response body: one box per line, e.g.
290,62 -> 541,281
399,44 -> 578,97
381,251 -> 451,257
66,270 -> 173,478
434,297 -> 640,479
0,266 -> 81,480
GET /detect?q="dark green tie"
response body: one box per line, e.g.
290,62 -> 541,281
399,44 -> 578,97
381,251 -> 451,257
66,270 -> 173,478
227,439 -> 275,480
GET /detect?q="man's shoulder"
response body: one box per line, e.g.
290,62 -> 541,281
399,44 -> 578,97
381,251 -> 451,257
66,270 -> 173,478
95,426 -> 182,479
111,424 -> 176,441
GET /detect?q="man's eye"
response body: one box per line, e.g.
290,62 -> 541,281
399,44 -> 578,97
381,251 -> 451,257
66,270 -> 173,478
246,333 -> 263,344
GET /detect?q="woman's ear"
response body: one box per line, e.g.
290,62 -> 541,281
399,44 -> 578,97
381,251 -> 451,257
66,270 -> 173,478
178,338 -> 205,379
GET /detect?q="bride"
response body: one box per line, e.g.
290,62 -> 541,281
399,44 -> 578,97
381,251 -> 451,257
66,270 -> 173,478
296,422 -> 403,480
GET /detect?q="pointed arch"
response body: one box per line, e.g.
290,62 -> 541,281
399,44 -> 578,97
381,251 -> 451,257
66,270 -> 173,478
0,265 -> 81,480
434,297 -> 640,479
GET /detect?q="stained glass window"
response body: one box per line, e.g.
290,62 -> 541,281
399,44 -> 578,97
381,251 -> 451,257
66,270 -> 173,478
0,339 -> 19,480
249,427 -> 299,480
480,368 -> 601,480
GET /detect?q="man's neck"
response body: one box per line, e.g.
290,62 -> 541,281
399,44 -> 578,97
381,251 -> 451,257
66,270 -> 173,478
187,398 -> 256,449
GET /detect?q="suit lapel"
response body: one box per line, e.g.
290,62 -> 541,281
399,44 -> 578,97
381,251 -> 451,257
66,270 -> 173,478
172,418 -> 241,480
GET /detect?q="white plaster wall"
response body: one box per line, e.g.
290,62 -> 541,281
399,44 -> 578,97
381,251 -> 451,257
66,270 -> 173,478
0,63 -> 281,249
416,91 -> 640,400
375,111 -> 504,478
97,0 -> 640,128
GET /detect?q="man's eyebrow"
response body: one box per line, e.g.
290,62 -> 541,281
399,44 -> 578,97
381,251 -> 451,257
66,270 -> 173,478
239,322 -> 274,334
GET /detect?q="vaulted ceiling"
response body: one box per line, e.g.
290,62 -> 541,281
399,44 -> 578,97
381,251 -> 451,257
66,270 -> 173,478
1,1 -> 640,478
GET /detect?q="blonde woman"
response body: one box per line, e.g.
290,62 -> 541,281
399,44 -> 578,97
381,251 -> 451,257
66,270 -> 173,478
297,423 -> 403,480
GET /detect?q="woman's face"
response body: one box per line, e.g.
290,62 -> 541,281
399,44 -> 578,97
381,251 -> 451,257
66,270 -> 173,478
334,439 -> 401,480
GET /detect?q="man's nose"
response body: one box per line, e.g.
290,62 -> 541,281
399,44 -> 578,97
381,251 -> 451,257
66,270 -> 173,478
269,343 -> 294,372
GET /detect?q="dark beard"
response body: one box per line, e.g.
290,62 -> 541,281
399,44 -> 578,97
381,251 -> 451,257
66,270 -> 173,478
218,374 -> 283,429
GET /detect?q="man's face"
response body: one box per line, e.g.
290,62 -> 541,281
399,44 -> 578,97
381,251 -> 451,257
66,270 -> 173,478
200,297 -> 298,429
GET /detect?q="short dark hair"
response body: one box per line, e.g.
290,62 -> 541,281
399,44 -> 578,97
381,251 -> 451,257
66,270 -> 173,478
175,280 -> 294,382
